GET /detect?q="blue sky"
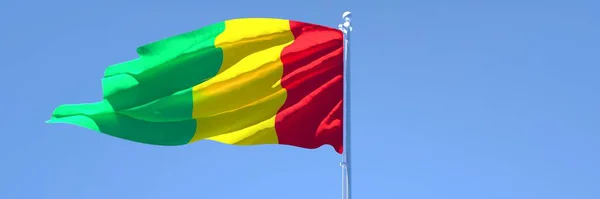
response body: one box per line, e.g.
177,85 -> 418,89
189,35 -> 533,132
1,0 -> 599,198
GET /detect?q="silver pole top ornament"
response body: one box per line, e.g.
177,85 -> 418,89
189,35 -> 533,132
338,11 -> 353,34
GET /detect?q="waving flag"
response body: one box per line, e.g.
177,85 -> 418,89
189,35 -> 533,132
48,18 -> 344,153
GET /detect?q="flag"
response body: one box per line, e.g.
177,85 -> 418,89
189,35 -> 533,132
48,18 -> 344,153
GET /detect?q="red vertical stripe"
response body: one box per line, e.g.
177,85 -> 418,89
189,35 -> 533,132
275,21 -> 344,153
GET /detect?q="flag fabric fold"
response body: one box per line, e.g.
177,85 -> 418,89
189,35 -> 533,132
48,18 -> 344,154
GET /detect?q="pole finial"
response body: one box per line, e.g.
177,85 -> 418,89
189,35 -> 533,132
342,11 -> 352,20
338,11 -> 353,34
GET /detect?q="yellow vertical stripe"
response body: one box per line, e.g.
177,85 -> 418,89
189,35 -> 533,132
189,18 -> 295,145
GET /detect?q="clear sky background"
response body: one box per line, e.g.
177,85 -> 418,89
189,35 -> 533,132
1,0 -> 599,198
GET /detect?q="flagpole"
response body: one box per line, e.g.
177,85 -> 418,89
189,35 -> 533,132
339,11 -> 353,199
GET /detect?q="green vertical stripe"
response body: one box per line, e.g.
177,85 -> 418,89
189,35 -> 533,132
102,22 -> 226,114
48,22 -> 227,145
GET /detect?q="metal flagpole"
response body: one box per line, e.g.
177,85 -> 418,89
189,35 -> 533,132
339,11 -> 353,199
